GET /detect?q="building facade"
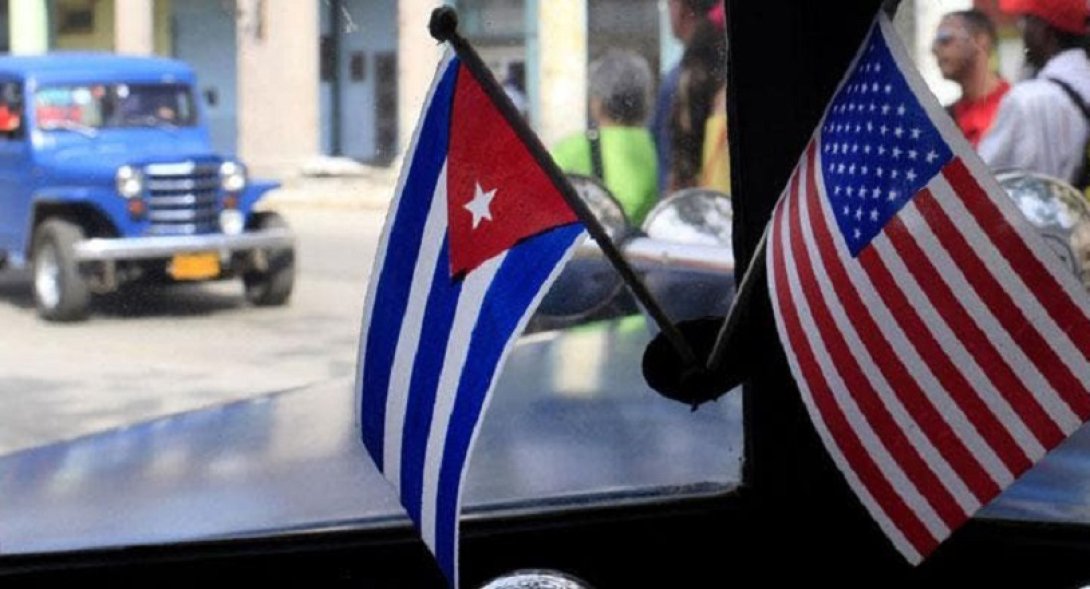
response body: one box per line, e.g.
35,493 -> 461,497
0,1 -> 1033,179
0,0 -> 436,177
0,0 -> 677,179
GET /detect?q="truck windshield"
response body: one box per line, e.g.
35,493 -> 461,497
34,83 -> 197,130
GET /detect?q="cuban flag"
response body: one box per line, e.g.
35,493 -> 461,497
767,15 -> 1090,563
355,51 -> 585,587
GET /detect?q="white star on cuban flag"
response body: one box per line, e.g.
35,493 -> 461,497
464,182 -> 496,229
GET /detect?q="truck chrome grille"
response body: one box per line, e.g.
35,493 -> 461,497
144,162 -> 221,236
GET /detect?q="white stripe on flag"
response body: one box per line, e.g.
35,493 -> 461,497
418,252 -> 508,552
795,160 -> 979,514
382,163 -> 451,490
777,175 -> 950,541
893,202 -> 1079,435
866,231 -> 1048,463
929,177 -> 1090,427
962,165 -> 1090,324
355,51 -> 456,436
767,191 -> 924,563
808,149 -> 1016,488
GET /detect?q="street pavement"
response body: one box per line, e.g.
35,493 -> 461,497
0,175 -> 398,457
263,165 -> 400,211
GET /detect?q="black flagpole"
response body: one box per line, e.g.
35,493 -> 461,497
706,231 -> 766,373
704,0 -> 902,377
428,7 -> 699,369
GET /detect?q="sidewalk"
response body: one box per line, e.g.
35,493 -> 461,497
260,158 -> 402,211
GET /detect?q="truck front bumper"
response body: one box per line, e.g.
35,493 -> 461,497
73,229 -> 294,262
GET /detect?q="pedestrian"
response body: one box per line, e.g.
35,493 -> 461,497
698,1 -> 729,195
551,50 -> 658,226
979,0 -> 1090,185
0,85 -> 21,136
650,0 -> 720,195
503,62 -> 528,119
932,9 -> 1010,147
666,0 -> 727,194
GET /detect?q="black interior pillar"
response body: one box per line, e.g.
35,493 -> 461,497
726,0 -> 914,582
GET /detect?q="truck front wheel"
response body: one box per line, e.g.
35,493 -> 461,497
32,219 -> 91,321
243,212 -> 295,306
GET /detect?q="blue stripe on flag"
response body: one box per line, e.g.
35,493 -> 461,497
433,223 -> 585,580
360,60 -> 460,469
400,237 -> 462,522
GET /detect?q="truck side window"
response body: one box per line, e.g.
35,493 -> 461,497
0,82 -> 24,140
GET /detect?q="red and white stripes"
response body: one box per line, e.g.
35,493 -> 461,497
767,142 -> 1090,562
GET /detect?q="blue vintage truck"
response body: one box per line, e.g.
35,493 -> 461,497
0,53 -> 295,321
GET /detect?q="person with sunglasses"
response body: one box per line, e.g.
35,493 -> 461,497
933,9 -> 1009,147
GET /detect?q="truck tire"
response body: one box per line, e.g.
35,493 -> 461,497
32,218 -> 91,321
243,212 -> 295,306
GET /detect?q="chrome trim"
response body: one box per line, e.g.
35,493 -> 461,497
143,162 -> 221,235
148,208 -> 217,223
146,223 -> 218,236
605,237 -> 735,274
146,193 -> 217,207
73,228 -> 294,261
145,161 -> 197,176
34,242 -> 61,309
147,177 -> 220,191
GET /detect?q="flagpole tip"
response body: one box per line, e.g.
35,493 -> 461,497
429,7 -> 460,43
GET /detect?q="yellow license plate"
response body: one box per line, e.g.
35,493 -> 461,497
169,252 -> 221,281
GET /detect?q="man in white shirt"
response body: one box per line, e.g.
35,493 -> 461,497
978,0 -> 1090,184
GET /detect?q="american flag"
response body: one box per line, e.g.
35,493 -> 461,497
767,16 -> 1090,563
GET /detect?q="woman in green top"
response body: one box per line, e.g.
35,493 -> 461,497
552,50 -> 659,226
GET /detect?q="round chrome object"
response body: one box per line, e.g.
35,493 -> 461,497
115,165 -> 144,199
641,187 -> 732,247
996,170 -> 1090,289
532,175 -> 627,327
33,242 -> 60,310
638,187 -> 735,324
219,160 -> 247,193
219,209 -> 245,236
566,173 -> 627,241
478,570 -> 596,589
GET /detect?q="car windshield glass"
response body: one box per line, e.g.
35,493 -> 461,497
0,0 -> 740,560
5,0 -> 1090,579
35,83 -> 196,130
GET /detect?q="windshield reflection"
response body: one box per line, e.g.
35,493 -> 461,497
35,84 -> 197,129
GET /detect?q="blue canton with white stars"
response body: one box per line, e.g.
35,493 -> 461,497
819,28 -> 954,257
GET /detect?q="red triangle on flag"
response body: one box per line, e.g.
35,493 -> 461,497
446,64 -> 579,277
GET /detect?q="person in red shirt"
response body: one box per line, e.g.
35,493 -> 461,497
0,103 -> 19,135
932,9 -> 1011,147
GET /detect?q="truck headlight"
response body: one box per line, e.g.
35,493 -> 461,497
219,161 -> 247,193
116,165 -> 144,199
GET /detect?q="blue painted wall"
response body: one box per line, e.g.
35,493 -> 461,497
320,0 -> 397,162
171,0 -> 238,156
319,3 -> 333,155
